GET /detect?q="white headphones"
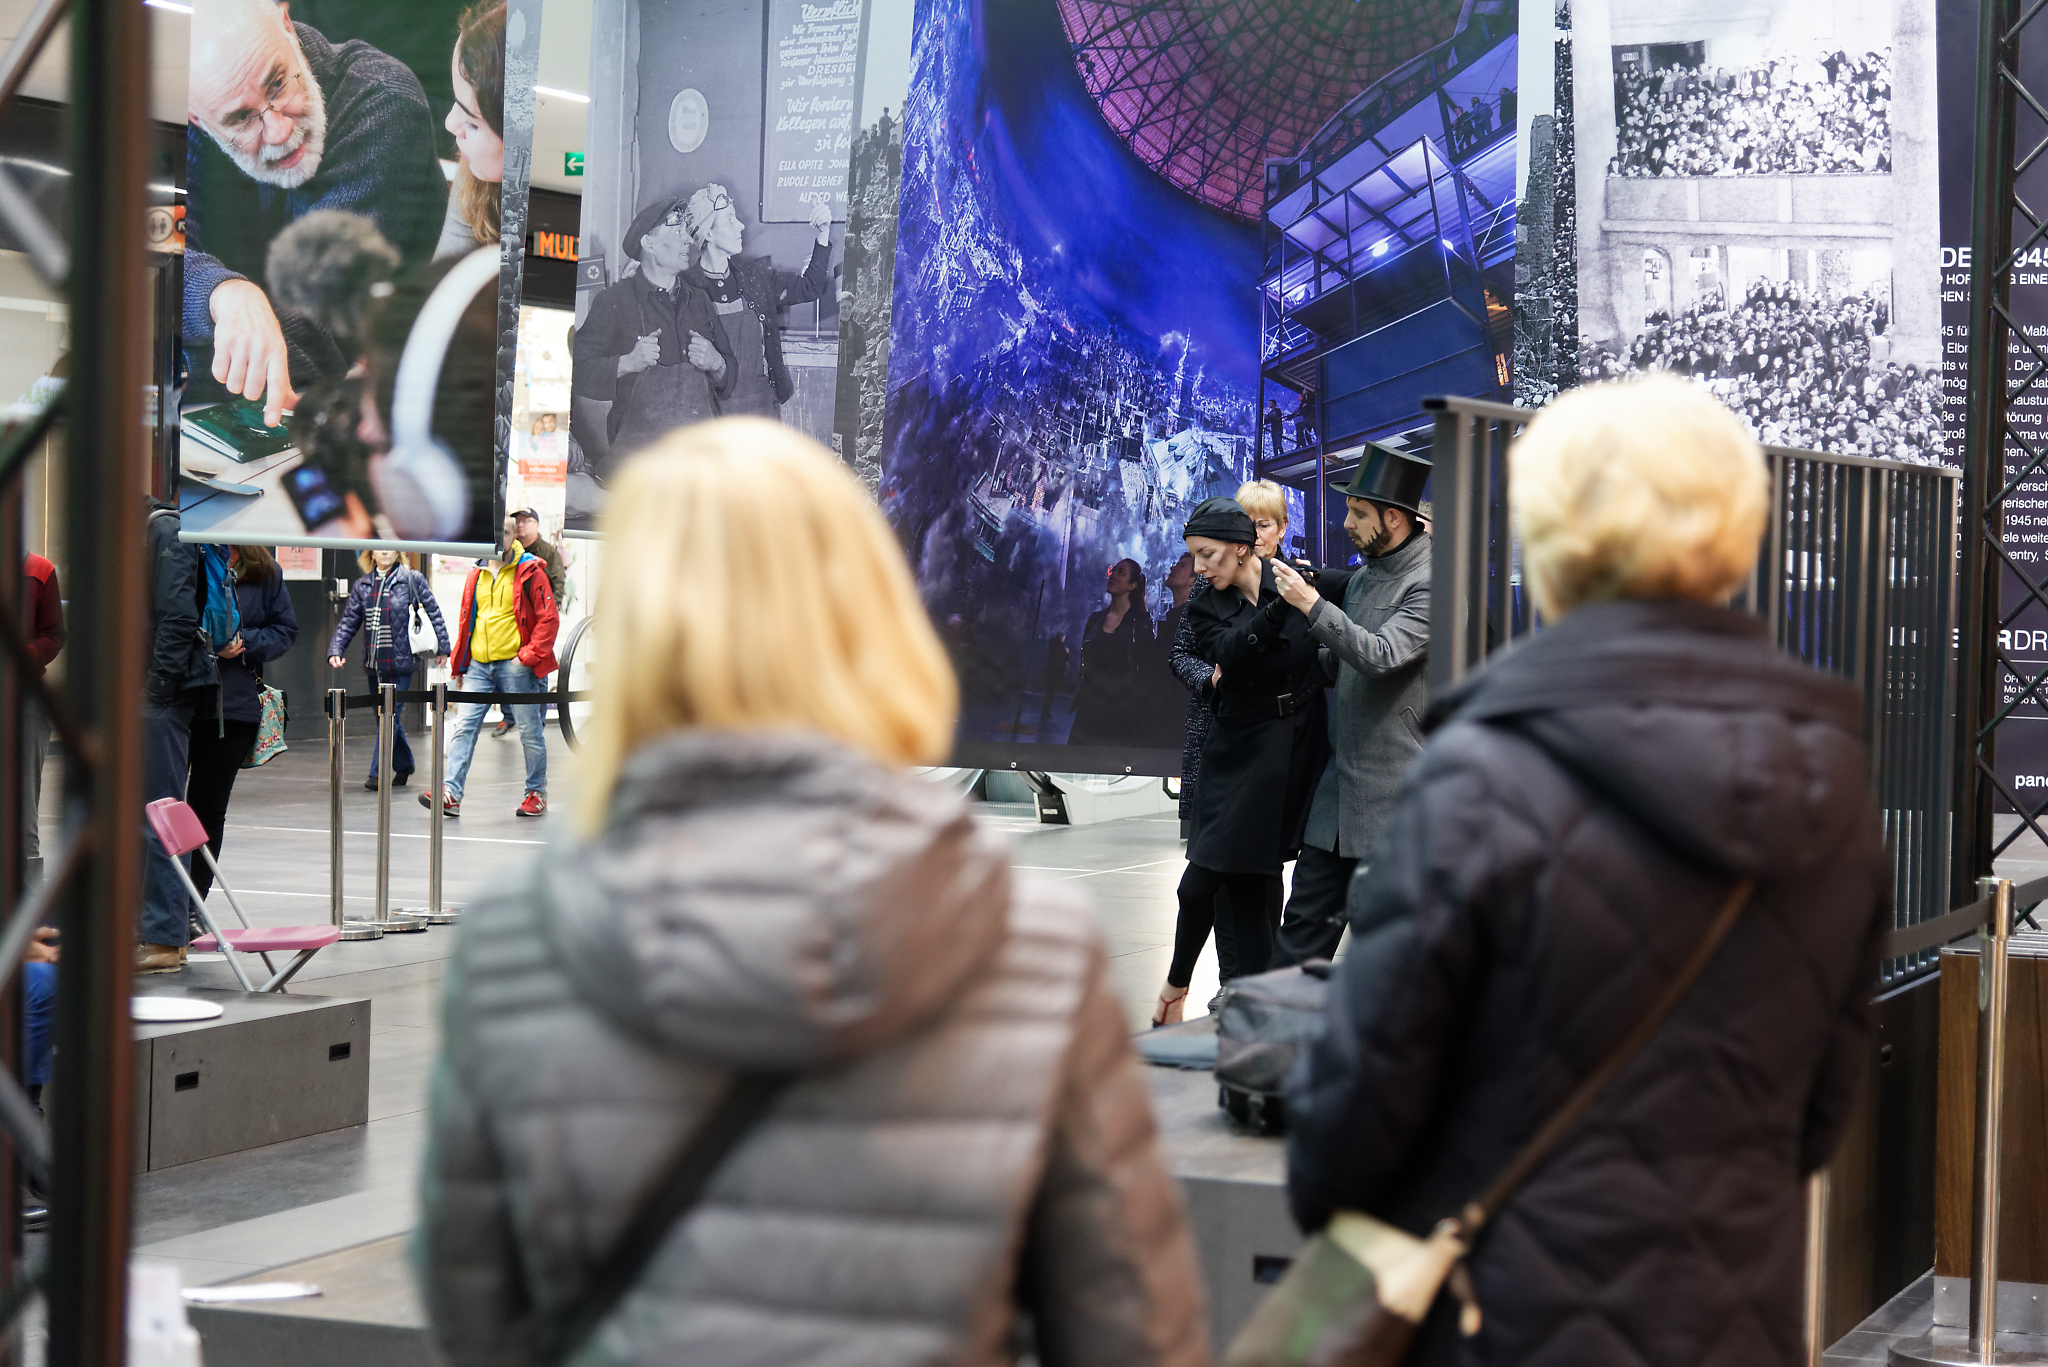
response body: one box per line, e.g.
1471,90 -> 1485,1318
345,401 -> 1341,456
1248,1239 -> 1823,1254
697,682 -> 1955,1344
382,246 -> 499,541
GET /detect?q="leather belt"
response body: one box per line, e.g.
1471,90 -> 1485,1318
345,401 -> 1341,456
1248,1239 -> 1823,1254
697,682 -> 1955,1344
1220,687 -> 1319,722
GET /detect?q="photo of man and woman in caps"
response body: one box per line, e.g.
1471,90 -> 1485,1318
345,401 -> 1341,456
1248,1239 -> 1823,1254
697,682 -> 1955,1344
565,0 -> 852,528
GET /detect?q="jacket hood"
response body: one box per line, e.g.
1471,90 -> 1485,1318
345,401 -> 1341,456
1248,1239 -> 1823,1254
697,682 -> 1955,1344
546,732 -> 1011,1071
1429,598 -> 1869,877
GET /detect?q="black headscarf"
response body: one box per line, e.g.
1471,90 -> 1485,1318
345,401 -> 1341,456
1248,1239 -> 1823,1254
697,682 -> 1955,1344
1182,496 -> 1255,544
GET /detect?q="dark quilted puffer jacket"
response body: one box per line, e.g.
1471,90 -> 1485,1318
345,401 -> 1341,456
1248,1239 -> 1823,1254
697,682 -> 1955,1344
1285,598 -> 1889,1367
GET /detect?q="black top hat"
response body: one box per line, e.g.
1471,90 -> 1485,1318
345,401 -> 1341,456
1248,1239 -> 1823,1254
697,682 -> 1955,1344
1330,442 -> 1431,515
623,197 -> 683,261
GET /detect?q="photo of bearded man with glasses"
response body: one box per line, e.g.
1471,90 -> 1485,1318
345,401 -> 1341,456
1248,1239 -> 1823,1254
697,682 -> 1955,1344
185,0 -> 447,426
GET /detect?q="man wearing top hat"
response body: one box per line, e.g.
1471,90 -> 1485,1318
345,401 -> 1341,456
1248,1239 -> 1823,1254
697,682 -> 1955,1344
571,196 -> 739,470
1266,443 -> 1433,964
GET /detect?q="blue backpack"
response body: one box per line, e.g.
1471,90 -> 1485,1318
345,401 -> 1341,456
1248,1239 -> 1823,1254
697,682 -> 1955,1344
198,544 -> 241,649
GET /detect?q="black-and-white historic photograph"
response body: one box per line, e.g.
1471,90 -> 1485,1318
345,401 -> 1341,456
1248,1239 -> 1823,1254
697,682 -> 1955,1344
1526,0 -> 1944,463
566,0 -> 855,524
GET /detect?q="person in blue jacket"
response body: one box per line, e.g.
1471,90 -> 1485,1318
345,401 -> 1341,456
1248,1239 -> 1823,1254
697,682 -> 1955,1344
186,545 -> 301,912
329,548 -> 450,787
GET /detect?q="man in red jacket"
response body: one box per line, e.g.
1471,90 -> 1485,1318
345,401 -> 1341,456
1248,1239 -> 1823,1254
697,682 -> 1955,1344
422,517 -> 558,818
23,553 -> 62,865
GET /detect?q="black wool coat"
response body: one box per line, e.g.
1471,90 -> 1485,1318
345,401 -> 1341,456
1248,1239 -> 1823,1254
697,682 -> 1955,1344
1184,561 -> 1328,874
1286,598 -> 1889,1367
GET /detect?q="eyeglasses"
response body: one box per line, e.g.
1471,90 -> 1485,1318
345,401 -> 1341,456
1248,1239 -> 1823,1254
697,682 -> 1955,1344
216,69 -> 305,154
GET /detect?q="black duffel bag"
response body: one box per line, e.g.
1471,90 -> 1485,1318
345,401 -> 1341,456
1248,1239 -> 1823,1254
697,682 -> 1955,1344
1213,959 -> 1333,1135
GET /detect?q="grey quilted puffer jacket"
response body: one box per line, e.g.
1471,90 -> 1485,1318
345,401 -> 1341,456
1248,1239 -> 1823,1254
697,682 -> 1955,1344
418,731 -> 1208,1367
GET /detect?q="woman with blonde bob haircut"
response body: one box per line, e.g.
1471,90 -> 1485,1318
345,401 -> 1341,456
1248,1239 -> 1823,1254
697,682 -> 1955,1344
420,419 -> 1208,1367
1235,477 -> 1290,560
1286,377 -> 1891,1367
1511,372 -> 1769,618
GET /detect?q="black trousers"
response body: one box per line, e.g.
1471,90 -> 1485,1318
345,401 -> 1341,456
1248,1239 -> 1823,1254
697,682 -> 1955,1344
1169,864 -> 1282,989
1273,843 -> 1359,967
186,717 -> 258,903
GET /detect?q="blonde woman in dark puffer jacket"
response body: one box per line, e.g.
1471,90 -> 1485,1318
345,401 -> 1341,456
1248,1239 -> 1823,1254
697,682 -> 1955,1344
418,418 -> 1208,1367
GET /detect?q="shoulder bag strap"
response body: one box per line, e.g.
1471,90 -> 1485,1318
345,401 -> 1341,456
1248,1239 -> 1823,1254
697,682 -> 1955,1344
534,1072 -> 791,1366
530,862 -> 793,1365
1460,875 -> 1754,1235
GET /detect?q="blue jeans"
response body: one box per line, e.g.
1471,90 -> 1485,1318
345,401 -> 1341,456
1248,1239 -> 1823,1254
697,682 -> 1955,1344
443,659 -> 546,800
139,694 -> 197,948
367,669 -> 415,778
23,961 -> 53,1087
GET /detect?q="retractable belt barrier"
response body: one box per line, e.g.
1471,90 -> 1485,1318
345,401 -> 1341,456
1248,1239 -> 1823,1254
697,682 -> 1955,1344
327,690 -> 591,710
324,682 -> 595,943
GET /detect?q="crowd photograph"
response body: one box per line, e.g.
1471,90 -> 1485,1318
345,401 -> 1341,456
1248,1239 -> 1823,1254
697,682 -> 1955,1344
1608,47 -> 1892,178
1582,276 -> 1948,462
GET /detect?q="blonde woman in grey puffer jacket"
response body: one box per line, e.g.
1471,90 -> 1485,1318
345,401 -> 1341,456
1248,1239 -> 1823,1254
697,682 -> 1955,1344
417,419 -> 1208,1367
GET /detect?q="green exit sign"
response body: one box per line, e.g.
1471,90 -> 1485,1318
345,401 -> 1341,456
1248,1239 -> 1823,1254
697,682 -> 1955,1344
564,152 -> 584,177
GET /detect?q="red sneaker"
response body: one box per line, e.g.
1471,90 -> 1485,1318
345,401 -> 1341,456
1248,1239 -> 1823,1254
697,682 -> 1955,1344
417,787 -> 460,817
517,790 -> 547,818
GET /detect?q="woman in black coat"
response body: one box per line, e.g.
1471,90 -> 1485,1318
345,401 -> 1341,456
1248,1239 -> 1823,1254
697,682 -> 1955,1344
1286,376 -> 1889,1367
187,546 -> 300,904
1151,499 -> 1327,1025
1068,558 -> 1155,745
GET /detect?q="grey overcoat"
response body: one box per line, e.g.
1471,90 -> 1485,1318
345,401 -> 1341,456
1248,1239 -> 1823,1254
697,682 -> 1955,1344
1300,530 -> 1431,856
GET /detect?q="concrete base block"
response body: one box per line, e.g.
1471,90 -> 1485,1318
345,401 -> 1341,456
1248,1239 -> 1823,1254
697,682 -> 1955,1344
133,988 -> 370,1172
1934,1278 -> 2048,1336
1047,774 -> 1176,825
186,1236 -> 441,1367
1144,1044 -> 1295,1351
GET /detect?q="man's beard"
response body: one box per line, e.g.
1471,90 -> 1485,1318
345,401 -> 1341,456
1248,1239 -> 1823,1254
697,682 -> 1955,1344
1352,515 -> 1399,558
208,52 -> 327,189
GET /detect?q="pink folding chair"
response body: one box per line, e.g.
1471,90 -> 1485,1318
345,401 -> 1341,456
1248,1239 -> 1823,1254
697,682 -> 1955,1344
144,798 -> 340,993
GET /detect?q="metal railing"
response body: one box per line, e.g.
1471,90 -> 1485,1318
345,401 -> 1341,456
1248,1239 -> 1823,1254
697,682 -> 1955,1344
1425,396 -> 1961,965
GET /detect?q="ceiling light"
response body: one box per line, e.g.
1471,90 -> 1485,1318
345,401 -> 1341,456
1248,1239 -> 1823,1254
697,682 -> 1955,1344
144,1 -> 194,14
533,86 -> 590,103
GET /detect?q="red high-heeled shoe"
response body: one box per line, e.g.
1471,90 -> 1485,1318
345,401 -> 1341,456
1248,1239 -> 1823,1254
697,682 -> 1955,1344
1151,984 -> 1190,1029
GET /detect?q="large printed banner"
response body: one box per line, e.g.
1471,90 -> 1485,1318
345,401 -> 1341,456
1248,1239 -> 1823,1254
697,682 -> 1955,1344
565,0 -> 888,528
1514,0 -> 1944,464
1512,0 -> 2048,802
873,0 -> 1263,772
180,0 -> 539,551
564,0 -> 1434,772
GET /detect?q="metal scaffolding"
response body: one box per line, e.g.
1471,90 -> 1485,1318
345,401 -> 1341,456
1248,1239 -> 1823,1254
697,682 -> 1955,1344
0,0 -> 155,1359
1955,0 -> 2048,907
